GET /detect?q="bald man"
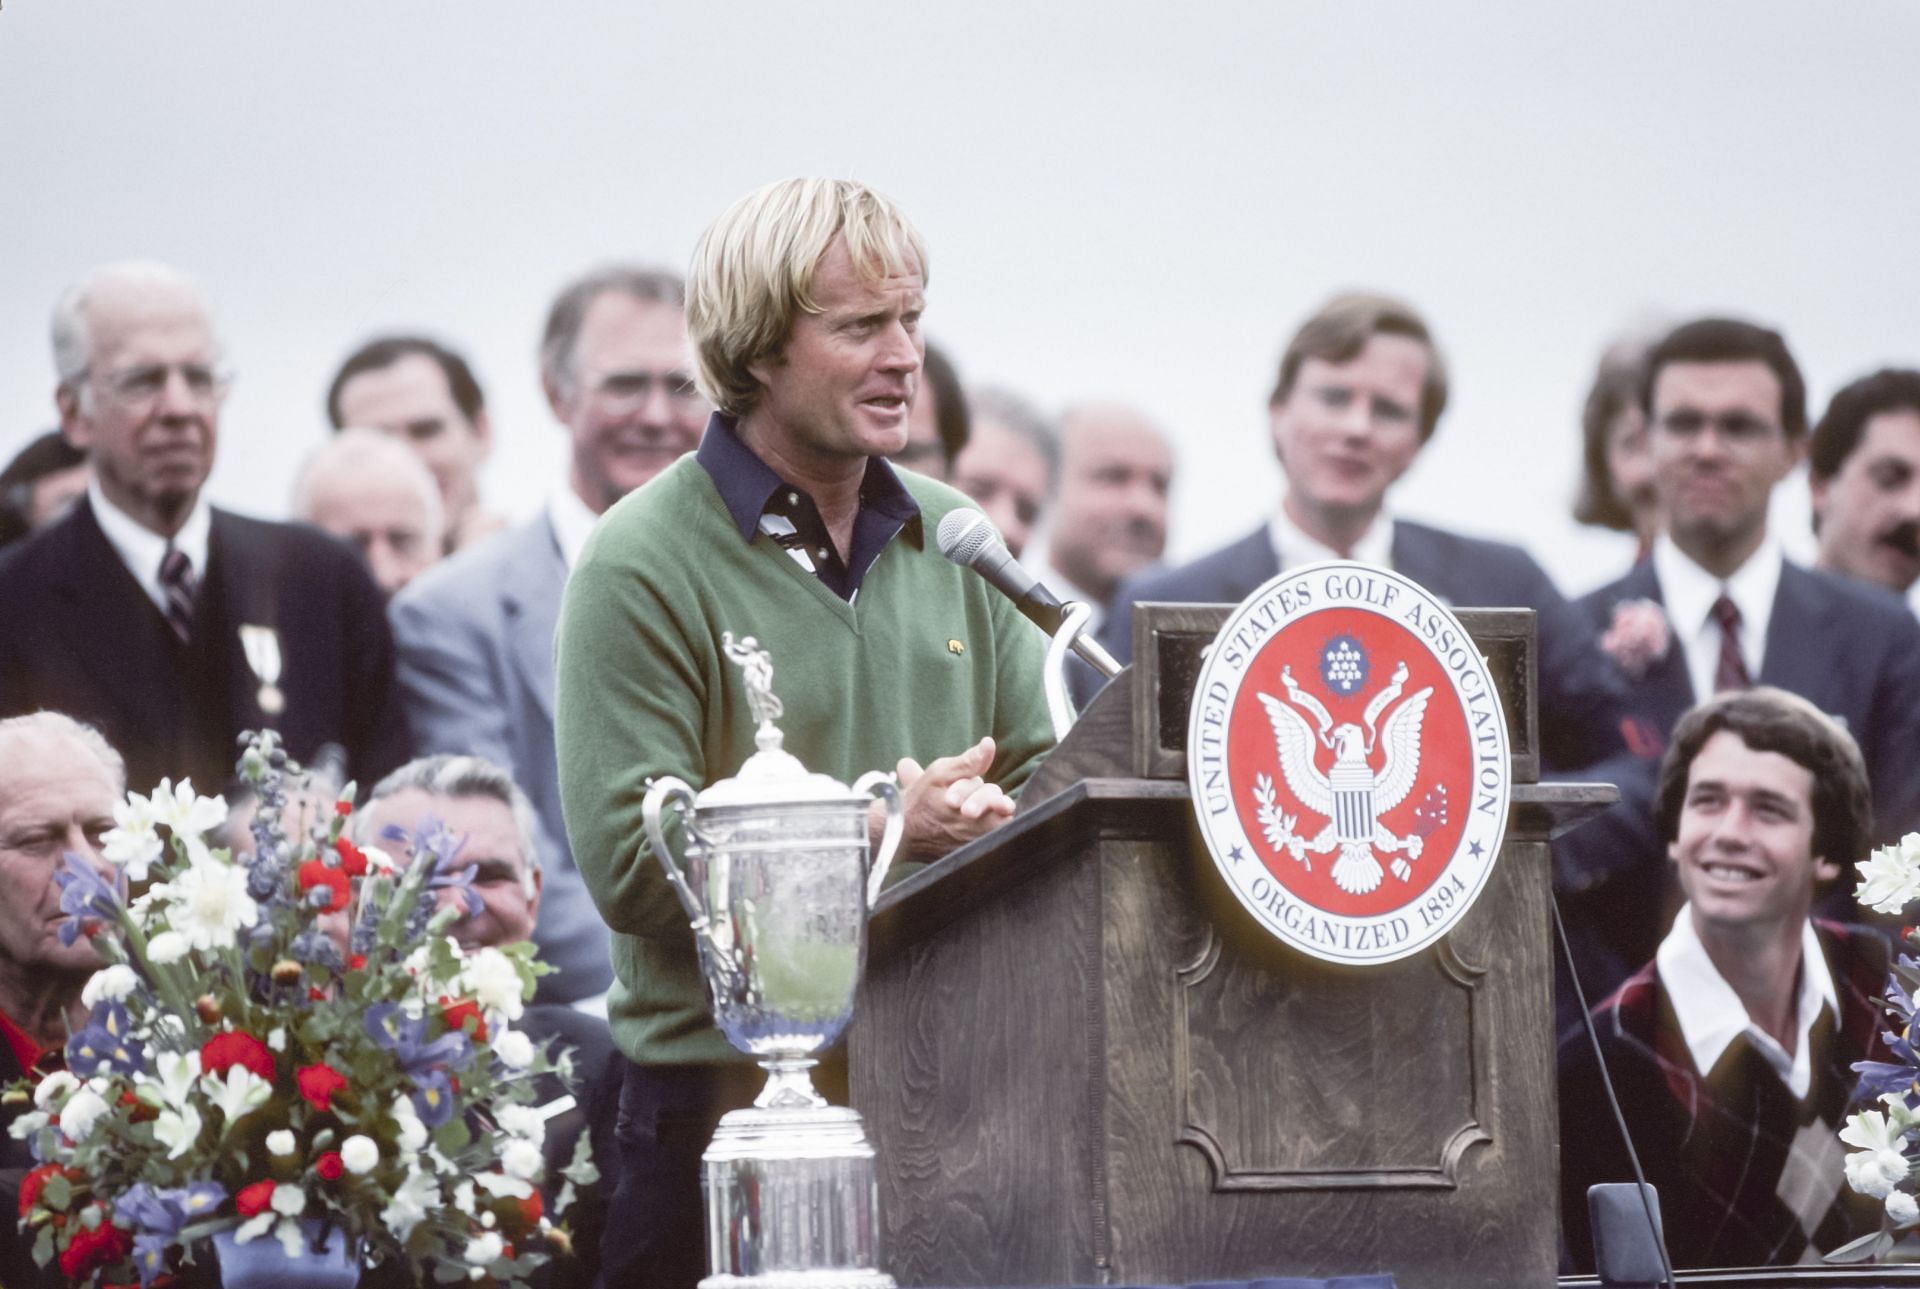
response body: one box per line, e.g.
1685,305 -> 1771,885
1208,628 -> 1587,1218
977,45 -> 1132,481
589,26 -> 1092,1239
294,427 -> 447,598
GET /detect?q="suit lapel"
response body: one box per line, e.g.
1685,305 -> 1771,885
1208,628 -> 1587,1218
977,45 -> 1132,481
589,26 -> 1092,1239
502,518 -> 567,726
207,511 -> 285,732
1758,563 -> 1835,705
1612,561 -> 1695,731
48,502 -> 184,742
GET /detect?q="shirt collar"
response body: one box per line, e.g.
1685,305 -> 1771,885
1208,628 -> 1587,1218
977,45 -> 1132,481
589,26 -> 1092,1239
694,413 -> 920,543
1656,905 -> 1837,1099
1652,532 -> 1783,700
1026,535 -> 1108,630
1269,504 -> 1394,574
546,485 -> 601,573
88,478 -> 212,614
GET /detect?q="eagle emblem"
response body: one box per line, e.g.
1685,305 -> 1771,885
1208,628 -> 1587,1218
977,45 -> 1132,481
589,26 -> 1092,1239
1253,652 -> 1444,895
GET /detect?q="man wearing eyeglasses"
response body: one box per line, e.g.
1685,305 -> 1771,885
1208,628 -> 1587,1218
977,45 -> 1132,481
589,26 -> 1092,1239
1573,318 -> 1920,1001
388,265 -> 707,1007
0,261 -> 408,796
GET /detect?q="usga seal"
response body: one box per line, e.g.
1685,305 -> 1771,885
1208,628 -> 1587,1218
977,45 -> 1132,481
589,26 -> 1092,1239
1186,561 -> 1511,966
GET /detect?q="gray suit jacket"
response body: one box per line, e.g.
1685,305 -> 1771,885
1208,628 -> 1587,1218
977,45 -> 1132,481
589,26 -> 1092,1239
389,513 -> 613,1003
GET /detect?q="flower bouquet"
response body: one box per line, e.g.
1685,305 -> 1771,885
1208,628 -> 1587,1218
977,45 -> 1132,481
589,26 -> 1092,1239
1832,833 -> 1920,1261
8,732 -> 592,1286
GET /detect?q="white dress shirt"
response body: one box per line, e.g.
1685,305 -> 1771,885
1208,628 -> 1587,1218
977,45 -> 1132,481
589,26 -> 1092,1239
1269,505 -> 1394,574
1651,532 -> 1783,703
547,487 -> 601,574
87,479 -> 212,615
1656,905 -> 1837,1099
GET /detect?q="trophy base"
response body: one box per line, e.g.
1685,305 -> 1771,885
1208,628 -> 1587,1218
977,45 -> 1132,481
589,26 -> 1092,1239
702,1103 -> 895,1289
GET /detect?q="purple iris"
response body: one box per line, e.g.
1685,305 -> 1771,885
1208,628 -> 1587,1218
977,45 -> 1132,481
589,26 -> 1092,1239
381,818 -> 482,918
364,1002 -> 473,1075
66,1001 -> 145,1078
118,1181 -> 226,1287
55,852 -> 121,946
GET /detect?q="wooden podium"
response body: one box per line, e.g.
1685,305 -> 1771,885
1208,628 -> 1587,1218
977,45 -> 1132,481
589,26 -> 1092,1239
848,609 -> 1613,1289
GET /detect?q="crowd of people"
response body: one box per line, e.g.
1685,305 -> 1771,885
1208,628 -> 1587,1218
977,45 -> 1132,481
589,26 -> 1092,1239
2,174 -> 1919,1281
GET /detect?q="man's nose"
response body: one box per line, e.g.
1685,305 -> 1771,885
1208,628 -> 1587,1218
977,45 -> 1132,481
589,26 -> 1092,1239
153,366 -> 203,417
878,324 -> 921,372
67,825 -> 114,881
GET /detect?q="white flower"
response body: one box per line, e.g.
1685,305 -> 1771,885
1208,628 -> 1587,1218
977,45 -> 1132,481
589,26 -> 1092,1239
80,965 -> 140,1008
474,1171 -> 532,1200
341,1134 -> 380,1175
59,1087 -> 111,1141
501,1138 -> 543,1181
463,1231 -> 504,1265
146,931 -> 189,964
363,844 -> 398,873
8,1111 -> 48,1140
267,1027 -> 287,1052
493,1029 -> 534,1070
1858,836 -> 1920,915
495,1103 -> 545,1145
103,792 -> 165,882
392,1101 -> 428,1153
32,1070 -> 79,1110
149,1050 -> 201,1105
201,1066 -> 271,1124
232,1212 -> 274,1245
1890,1190 -> 1920,1226
1845,1147 -> 1912,1199
267,1129 -> 297,1156
1843,1107 -> 1908,1154
274,1217 -> 305,1259
152,778 -> 229,841
461,948 -> 526,1020
166,857 -> 259,952
381,1168 -> 440,1242
154,1105 -> 203,1160
453,1179 -> 476,1214
270,1183 -> 307,1217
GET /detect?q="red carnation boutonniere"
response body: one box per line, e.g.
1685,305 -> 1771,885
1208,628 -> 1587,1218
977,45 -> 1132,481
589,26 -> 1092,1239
1600,598 -> 1671,680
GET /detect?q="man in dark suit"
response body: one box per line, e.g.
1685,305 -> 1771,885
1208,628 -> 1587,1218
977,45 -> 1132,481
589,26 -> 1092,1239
0,261 -> 406,795
1573,318 -> 1920,1004
388,266 -> 706,1006
1101,290 -> 1628,775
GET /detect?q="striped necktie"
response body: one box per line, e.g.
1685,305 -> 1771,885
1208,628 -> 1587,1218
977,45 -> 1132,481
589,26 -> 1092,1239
160,546 -> 197,644
1710,594 -> 1750,692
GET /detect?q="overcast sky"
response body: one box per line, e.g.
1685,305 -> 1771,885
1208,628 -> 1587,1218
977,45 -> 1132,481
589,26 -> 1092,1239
5,1 -> 1917,594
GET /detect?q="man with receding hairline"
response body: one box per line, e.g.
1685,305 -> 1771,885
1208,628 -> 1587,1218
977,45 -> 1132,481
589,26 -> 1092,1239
555,178 -> 1052,1289
293,428 -> 446,598
0,261 -> 406,794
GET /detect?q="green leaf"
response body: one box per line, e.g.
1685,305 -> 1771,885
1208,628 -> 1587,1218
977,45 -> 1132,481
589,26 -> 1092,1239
435,1118 -> 471,1154
1825,1228 -> 1895,1264
32,1222 -> 52,1266
42,1174 -> 72,1211
561,1129 -> 598,1186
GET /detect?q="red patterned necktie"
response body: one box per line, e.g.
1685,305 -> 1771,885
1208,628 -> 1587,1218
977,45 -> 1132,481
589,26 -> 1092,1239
160,546 -> 197,644
1710,594 -> 1750,692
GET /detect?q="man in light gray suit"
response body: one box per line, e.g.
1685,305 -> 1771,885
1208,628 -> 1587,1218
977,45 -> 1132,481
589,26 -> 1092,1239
389,265 -> 709,1004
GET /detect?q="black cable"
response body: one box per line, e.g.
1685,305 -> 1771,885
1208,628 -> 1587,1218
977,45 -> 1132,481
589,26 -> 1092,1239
1553,895 -> 1679,1289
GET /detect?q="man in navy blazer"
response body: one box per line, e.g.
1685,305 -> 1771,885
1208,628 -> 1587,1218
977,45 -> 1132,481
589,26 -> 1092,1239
0,262 -> 406,797
1101,291 -> 1629,775
389,265 -> 708,1006
1572,318 -> 1920,1004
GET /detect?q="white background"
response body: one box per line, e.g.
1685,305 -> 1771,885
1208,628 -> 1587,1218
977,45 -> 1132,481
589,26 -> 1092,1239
4,1 -> 1916,595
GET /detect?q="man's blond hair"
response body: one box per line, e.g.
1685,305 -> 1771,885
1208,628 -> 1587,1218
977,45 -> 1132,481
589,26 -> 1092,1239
686,178 -> 928,418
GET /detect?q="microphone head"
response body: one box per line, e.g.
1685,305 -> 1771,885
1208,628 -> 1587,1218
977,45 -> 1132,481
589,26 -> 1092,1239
937,507 -> 1002,567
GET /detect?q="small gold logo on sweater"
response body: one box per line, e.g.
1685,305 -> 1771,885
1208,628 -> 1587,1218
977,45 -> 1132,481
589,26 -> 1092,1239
947,639 -> 965,656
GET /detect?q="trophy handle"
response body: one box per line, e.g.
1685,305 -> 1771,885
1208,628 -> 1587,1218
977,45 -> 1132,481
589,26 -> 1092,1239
852,771 -> 903,908
641,776 -> 711,931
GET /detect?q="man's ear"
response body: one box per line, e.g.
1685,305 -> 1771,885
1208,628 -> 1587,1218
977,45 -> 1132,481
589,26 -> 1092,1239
1812,853 -> 1842,884
57,384 -> 91,449
541,373 -> 570,423
526,867 -> 543,921
1667,840 -> 1683,867
471,408 -> 495,460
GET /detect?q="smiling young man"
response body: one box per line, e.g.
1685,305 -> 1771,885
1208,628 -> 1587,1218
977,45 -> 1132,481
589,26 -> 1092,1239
554,179 -> 1053,1289
1557,687 -> 1890,1270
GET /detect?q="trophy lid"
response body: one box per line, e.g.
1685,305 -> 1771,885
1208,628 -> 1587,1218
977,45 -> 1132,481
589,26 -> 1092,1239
692,633 -> 873,812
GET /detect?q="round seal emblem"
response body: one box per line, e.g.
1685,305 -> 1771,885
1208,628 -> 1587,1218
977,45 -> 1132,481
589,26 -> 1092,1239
1186,562 -> 1511,965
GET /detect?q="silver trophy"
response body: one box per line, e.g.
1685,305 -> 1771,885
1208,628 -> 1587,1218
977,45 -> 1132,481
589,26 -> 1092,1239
643,634 -> 904,1289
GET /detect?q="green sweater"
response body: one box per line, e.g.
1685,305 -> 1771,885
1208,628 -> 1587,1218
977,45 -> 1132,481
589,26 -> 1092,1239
555,454 -> 1054,1066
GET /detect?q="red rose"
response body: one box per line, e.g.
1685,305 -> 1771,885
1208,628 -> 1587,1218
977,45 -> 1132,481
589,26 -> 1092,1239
296,1063 -> 350,1112
18,1163 -> 79,1217
348,954 -> 367,972
516,1189 -> 543,1229
315,1151 -> 344,1181
334,801 -> 352,817
235,1180 -> 275,1218
201,1031 -> 275,1082
333,838 -> 369,878
298,860 -> 351,911
58,1211 -> 130,1279
440,997 -> 488,1042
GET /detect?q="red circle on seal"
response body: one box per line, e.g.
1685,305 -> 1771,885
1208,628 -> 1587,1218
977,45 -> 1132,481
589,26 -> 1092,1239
1225,606 -> 1469,918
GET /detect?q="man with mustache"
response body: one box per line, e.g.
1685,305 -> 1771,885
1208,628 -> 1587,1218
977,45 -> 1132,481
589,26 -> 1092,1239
389,266 -> 705,1007
1576,319 -> 1920,1003
1809,368 -> 1920,599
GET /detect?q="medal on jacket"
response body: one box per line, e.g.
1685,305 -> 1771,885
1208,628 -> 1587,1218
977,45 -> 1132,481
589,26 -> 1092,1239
239,624 -> 285,717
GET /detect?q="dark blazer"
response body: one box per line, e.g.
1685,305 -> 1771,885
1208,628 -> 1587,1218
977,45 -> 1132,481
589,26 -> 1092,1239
0,498 -> 407,794
1100,520 -> 1631,772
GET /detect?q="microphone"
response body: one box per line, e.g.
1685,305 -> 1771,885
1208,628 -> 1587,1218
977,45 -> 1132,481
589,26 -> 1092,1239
936,509 -> 1067,634
937,509 -> 1120,680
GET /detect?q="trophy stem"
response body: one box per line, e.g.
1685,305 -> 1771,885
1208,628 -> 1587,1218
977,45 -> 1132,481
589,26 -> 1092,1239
757,1056 -> 829,1110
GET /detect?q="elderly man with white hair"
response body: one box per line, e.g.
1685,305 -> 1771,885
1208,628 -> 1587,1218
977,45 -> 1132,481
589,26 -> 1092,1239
0,712 -> 125,1289
293,427 -> 447,598
0,261 -> 407,794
